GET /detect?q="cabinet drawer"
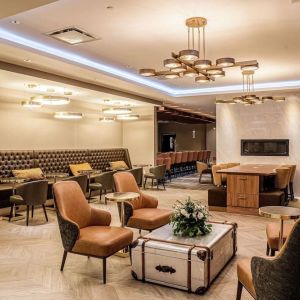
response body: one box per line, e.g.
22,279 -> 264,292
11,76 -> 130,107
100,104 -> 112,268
227,175 -> 259,195
235,194 -> 258,208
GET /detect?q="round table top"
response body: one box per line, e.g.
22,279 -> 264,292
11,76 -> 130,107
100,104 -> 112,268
105,192 -> 140,202
45,172 -> 69,178
0,177 -> 29,184
259,206 -> 300,220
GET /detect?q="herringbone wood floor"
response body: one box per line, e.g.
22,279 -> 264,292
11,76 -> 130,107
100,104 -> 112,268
0,187 -> 297,300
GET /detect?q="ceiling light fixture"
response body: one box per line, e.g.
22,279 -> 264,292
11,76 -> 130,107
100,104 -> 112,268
216,70 -> 285,105
21,100 -> 41,108
103,99 -> 130,106
54,112 -> 83,119
31,95 -> 70,105
117,114 -> 140,120
139,16 -> 258,84
99,116 -> 115,122
102,107 -> 132,115
10,20 -> 20,25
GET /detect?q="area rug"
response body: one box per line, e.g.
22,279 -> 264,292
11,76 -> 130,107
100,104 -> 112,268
165,173 -> 213,190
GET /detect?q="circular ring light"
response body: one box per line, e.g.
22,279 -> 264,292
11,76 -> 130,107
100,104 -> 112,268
195,75 -> 209,83
179,49 -> 199,61
194,59 -> 212,69
102,107 -> 132,115
117,114 -> 140,121
164,72 -> 180,79
54,112 -> 83,119
163,59 -> 181,68
241,63 -> 259,71
210,71 -> 225,78
31,95 -> 70,105
99,116 -> 115,122
139,69 -> 156,77
183,70 -> 197,78
216,57 -> 235,67
21,100 -> 42,108
170,65 -> 187,73
206,68 -> 224,75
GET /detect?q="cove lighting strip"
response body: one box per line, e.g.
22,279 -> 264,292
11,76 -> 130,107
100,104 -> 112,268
1,28 -> 300,97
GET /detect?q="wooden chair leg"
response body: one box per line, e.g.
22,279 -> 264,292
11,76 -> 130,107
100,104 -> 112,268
9,204 -> 13,222
42,204 -> 48,222
103,258 -> 107,284
60,250 -> 68,271
151,179 -> 154,188
162,179 -> 165,190
31,205 -> 34,218
143,177 -> 147,189
266,243 -> 270,256
236,281 -> 243,300
26,205 -> 29,226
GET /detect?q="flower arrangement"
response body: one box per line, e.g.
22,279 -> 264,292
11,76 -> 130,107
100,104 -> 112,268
170,197 -> 212,237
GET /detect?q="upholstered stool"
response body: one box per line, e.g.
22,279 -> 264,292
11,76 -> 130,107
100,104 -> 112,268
259,191 -> 285,207
266,222 -> 294,256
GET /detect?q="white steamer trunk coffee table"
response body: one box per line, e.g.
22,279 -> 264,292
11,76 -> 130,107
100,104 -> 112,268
131,221 -> 237,294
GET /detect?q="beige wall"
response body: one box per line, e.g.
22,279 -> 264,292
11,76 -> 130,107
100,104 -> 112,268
122,107 -> 155,166
0,101 -> 122,150
158,122 -> 206,152
206,123 -> 216,159
216,95 -> 300,196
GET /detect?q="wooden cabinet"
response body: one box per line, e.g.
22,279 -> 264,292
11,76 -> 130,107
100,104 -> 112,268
227,174 -> 259,209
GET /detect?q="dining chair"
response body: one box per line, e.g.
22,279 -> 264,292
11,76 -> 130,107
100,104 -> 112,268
9,180 -> 48,226
236,219 -> 300,300
144,164 -> 167,189
196,162 -> 209,183
114,172 -> 171,233
53,181 -> 133,284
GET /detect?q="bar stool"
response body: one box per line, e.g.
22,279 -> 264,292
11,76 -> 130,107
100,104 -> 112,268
174,152 -> 182,177
192,151 -> 198,171
181,151 -> 188,175
198,150 -> 204,162
163,157 -> 172,181
206,150 -> 212,164
169,152 -> 176,178
187,151 -> 194,173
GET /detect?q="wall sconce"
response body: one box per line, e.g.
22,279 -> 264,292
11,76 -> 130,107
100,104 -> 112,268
192,130 -> 196,139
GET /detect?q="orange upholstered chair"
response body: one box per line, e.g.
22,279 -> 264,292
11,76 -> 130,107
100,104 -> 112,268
53,181 -> 133,283
114,172 -> 171,233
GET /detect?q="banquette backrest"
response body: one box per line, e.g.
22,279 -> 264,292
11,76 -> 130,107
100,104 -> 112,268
0,148 -> 132,177
0,151 -> 34,178
34,149 -> 89,174
89,148 -> 132,170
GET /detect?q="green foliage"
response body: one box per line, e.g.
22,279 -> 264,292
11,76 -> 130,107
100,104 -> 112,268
170,196 -> 212,237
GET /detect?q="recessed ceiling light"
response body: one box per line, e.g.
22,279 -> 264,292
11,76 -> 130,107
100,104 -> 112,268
10,20 -> 20,25
54,112 -> 83,119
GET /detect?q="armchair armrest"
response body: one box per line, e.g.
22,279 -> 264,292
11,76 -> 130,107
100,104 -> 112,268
141,192 -> 158,208
90,207 -> 111,226
56,211 -> 80,252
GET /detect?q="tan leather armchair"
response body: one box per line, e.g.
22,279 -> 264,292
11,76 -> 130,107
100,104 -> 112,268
236,220 -> 300,300
53,181 -> 133,283
114,172 -> 171,233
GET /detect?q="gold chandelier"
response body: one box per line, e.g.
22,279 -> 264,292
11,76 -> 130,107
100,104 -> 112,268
139,17 -> 259,83
216,70 -> 285,105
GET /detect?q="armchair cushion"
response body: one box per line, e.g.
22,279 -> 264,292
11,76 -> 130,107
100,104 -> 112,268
127,208 -> 171,230
237,258 -> 256,298
110,160 -> 129,170
141,193 -> 158,208
266,222 -> 294,250
9,195 -> 24,205
72,226 -> 133,257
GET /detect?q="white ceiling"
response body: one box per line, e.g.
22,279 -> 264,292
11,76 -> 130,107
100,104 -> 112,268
0,0 -> 300,114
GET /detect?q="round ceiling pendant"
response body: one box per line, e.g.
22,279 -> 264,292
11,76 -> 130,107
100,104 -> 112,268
210,71 -> 225,78
194,59 -> 212,69
195,75 -> 209,83
139,68 -> 156,77
164,72 -> 180,79
99,116 -> 115,122
163,59 -> 181,68
241,63 -> 259,71
183,70 -> 197,78
216,57 -> 235,67
185,17 -> 207,28
206,68 -> 224,75
102,107 -> 132,114
117,114 -> 140,121
21,100 -> 42,108
262,96 -> 273,101
54,112 -> 83,119
31,95 -> 70,105
170,65 -> 187,73
273,96 -> 286,102
179,49 -> 199,61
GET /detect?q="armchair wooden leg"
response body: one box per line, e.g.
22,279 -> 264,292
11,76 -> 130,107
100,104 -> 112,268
8,204 -> 13,222
236,281 -> 243,300
143,177 -> 147,189
31,205 -> 34,218
26,205 -> 29,226
102,258 -> 107,284
42,204 -> 48,222
60,250 -> 68,271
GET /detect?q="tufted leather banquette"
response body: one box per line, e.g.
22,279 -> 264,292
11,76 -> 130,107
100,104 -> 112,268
0,151 -> 34,178
0,148 -> 135,208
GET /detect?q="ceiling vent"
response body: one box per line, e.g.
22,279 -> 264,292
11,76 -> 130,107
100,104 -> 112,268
47,27 -> 98,45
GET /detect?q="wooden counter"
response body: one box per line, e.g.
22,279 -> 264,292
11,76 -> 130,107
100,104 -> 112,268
217,164 -> 281,215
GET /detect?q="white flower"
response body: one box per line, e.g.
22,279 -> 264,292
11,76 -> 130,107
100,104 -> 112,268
181,209 -> 189,217
197,212 -> 204,220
